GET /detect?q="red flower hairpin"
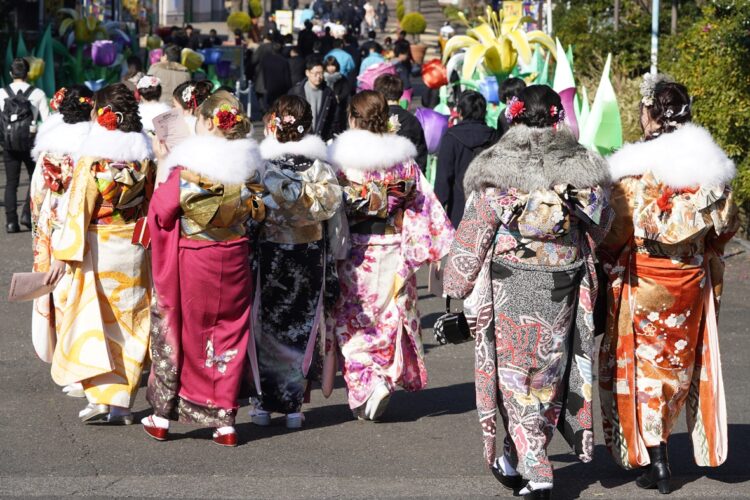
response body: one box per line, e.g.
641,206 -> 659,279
51,88 -> 67,111
213,104 -> 241,130
505,96 -> 525,123
97,105 -> 121,131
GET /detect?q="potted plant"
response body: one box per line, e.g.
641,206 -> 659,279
401,12 -> 427,64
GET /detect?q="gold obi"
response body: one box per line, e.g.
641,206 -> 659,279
260,223 -> 323,245
179,170 -> 265,241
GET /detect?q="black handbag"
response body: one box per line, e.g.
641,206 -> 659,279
433,297 -> 472,345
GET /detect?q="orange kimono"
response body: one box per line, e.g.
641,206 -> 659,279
598,124 -> 739,469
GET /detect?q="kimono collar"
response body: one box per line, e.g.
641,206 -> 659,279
163,134 -> 264,185
78,123 -> 152,162
260,134 -> 328,162
32,120 -> 91,160
327,129 -> 417,172
607,123 -> 735,188
463,124 -> 610,195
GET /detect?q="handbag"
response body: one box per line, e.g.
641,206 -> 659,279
433,297 -> 471,345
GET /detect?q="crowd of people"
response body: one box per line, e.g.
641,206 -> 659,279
1,16 -> 740,499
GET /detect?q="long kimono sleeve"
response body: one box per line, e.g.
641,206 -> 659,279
30,155 -> 50,272
443,191 -> 499,299
401,164 -> 455,274
568,184 -> 613,247
145,167 -> 184,418
53,159 -> 98,263
598,179 -> 635,267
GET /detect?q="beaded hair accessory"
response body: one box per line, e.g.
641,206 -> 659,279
213,103 -> 242,130
136,75 -> 161,90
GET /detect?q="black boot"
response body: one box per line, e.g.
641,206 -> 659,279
636,443 -> 671,494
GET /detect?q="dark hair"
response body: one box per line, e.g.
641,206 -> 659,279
59,85 -> 94,124
457,90 -> 487,122
305,55 -> 324,71
10,58 -> 29,80
264,95 -> 313,143
173,80 -> 213,113
125,56 -> 142,79
643,81 -> 692,138
323,56 -> 340,72
94,83 -> 142,133
198,90 -> 251,140
368,30 -> 377,39
333,38 -> 344,49
513,84 -> 563,129
499,77 -> 526,104
349,90 -> 388,134
304,20 -> 313,29
185,24 -> 194,30
164,44 -> 181,63
371,42 -> 383,54
139,83 -> 162,102
373,73 -> 403,102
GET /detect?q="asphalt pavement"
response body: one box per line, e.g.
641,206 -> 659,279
1,165 -> 749,499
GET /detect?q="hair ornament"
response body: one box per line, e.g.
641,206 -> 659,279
136,75 -> 161,90
505,96 -> 525,123
282,114 -> 296,125
79,96 -> 93,106
181,85 -> 198,109
51,88 -> 67,111
213,103 -> 241,130
297,125 -> 305,134
96,105 -> 119,131
387,114 -> 401,133
639,73 -> 673,107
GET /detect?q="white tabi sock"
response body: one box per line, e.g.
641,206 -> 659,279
519,481 -> 553,495
215,426 -> 235,436
142,414 -> 169,429
494,455 -> 519,477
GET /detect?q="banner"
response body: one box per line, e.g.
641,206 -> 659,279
276,10 -> 294,35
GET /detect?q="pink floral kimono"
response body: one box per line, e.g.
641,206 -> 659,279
326,129 -> 455,410
147,135 -> 266,427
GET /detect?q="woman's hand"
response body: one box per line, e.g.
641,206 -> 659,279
152,136 -> 170,164
44,260 -> 67,286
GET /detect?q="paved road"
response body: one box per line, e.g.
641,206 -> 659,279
0,167 -> 749,499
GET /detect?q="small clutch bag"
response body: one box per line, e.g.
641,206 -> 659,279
8,272 -> 56,302
433,297 -> 472,345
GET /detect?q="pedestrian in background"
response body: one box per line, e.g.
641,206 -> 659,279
288,57 -> 341,141
324,56 -> 352,129
1,58 -> 49,233
434,91 -> 500,227
496,77 -> 526,135
147,44 -> 190,105
376,0 -> 388,33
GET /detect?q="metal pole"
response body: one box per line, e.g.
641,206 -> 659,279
546,0 -> 552,35
650,0 -> 659,74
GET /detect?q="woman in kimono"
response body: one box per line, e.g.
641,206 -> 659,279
136,75 -> 170,134
598,77 -> 738,494
172,80 -> 212,130
30,85 -> 93,397
250,95 -> 342,429
326,90 -> 454,421
50,83 -> 154,425
142,91 -> 266,447
443,85 -> 612,500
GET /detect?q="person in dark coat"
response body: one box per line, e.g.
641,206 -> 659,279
392,44 -> 412,91
320,26 -> 335,55
324,56 -> 351,135
496,77 -> 526,136
297,20 -> 316,56
376,0 -> 388,33
263,43 -> 293,108
251,31 -> 275,109
434,91 -> 501,227
288,46 -> 307,85
288,57 -> 341,140
373,74 -> 427,172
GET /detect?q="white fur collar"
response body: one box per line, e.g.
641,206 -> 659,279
138,101 -> 171,131
260,135 -> 328,161
163,135 -> 263,184
78,124 -> 152,162
32,120 -> 91,160
327,129 -> 417,172
608,123 -> 735,188
35,113 -> 64,140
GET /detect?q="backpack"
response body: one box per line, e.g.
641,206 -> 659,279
1,85 -> 36,151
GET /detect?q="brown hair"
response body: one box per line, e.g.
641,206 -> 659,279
373,74 -> 403,102
263,95 -> 313,143
198,90 -> 252,140
94,83 -> 142,133
349,90 -> 388,134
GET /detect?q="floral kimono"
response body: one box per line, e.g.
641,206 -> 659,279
29,117 -> 91,362
51,124 -> 154,408
599,123 -> 739,469
443,125 -> 612,485
147,135 -> 266,427
326,129 -> 455,410
254,135 -> 343,415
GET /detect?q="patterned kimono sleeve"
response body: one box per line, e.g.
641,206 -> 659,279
598,179 -> 635,267
29,154 -> 47,226
30,155 -> 50,272
706,186 -> 739,255
443,191 -> 499,299
52,159 -> 99,263
401,164 -> 456,274
568,184 -> 613,247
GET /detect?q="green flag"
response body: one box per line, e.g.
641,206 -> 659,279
16,35 -> 28,58
579,54 -> 623,155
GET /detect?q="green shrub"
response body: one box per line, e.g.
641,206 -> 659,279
401,12 -> 426,35
227,11 -> 252,33
249,0 -> 263,19
396,0 -> 405,22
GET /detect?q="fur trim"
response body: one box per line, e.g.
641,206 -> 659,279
260,134 -> 328,162
32,120 -> 91,160
78,124 -> 152,162
327,129 -> 417,172
163,135 -> 263,184
34,113 -> 64,142
464,125 -> 610,194
607,123 -> 735,188
138,101 -> 171,131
